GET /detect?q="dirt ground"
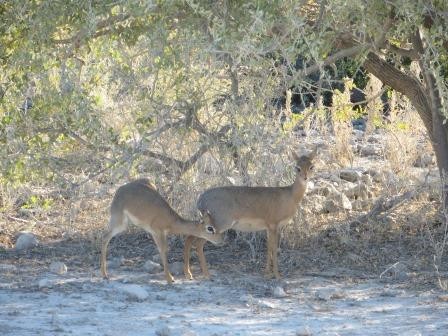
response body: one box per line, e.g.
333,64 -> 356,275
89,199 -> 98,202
1,233 -> 448,336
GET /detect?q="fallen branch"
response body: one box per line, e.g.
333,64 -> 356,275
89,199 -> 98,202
349,189 -> 419,231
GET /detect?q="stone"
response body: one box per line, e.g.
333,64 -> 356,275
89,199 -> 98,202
143,260 -> 162,274
359,144 -> 382,157
38,278 -> 52,289
304,195 -> 326,214
324,191 -> 352,213
15,232 -> 38,251
272,286 -> 288,298
155,326 -> 172,336
339,169 -> 363,183
49,261 -> 67,275
120,284 -> 149,301
367,133 -> 383,143
315,289 -> 332,301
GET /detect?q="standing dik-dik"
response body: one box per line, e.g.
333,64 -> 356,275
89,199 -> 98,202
184,149 -> 317,280
100,178 -> 223,283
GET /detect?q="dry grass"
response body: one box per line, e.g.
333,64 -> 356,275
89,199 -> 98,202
1,89 -> 447,289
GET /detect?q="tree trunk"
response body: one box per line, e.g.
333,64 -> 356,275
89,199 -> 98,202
360,50 -> 448,212
432,112 -> 448,212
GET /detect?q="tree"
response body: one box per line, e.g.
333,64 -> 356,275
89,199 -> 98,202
1,0 -> 447,216
314,0 -> 448,210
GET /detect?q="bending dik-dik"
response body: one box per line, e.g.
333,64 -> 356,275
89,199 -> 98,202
184,149 -> 316,279
100,178 -> 223,283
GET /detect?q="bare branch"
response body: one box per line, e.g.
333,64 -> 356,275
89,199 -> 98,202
385,42 -> 420,60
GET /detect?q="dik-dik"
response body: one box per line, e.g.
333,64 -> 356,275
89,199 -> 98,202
100,178 -> 223,283
184,149 -> 316,279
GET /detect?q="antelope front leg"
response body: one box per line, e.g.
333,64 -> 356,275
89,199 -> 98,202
153,232 -> 174,283
264,229 -> 274,278
195,238 -> 210,279
270,228 -> 281,279
183,235 -> 195,280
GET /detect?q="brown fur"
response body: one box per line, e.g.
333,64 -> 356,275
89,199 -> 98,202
100,178 -> 223,283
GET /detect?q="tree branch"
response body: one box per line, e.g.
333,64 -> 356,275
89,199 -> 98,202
385,42 -> 419,60
52,13 -> 131,45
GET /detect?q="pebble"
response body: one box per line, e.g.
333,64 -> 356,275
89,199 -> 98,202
49,261 -> 68,275
119,284 -> 149,301
143,260 -> 162,273
15,232 -> 38,251
272,286 -> 288,298
38,278 -> 52,289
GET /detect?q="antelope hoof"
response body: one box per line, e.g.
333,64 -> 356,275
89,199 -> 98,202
166,274 -> 175,284
184,271 -> 194,280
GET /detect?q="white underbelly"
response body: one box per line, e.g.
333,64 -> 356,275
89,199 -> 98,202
231,217 -> 292,232
232,218 -> 267,232
124,210 -> 156,235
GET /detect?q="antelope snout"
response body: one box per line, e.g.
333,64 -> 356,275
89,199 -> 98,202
206,232 -> 224,246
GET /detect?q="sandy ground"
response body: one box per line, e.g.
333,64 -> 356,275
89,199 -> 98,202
1,262 -> 448,336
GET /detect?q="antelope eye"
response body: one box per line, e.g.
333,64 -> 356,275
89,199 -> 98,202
296,166 -> 302,172
206,225 -> 215,234
309,165 -> 314,171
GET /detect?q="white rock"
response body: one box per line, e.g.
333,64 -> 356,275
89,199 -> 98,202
15,232 -> 38,251
272,286 -> 288,298
143,260 -> 162,273
306,180 -> 315,190
255,299 -> 277,309
38,278 -> 52,289
49,261 -> 67,275
155,326 -> 172,336
315,289 -> 332,301
324,191 -> 352,213
304,195 -> 326,214
120,284 -> 149,301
